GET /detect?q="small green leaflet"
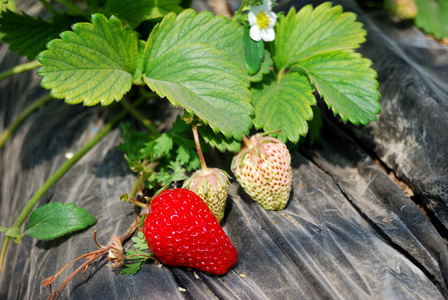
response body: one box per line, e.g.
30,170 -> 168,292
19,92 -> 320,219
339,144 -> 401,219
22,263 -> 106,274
0,11 -> 80,59
299,51 -> 381,125
117,122 -> 153,161
272,3 -> 366,70
249,49 -> 273,83
140,116 -> 200,171
243,24 -> 264,75
251,71 -> 315,143
102,0 -> 183,28
132,231 -> 149,250
37,14 -> 138,106
25,202 -> 96,240
121,231 -> 153,275
143,9 -> 253,140
198,126 -> 242,153
415,0 -> 448,39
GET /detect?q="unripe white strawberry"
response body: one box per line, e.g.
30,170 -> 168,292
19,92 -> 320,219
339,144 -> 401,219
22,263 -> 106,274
231,134 -> 292,210
384,0 -> 417,20
182,168 -> 230,221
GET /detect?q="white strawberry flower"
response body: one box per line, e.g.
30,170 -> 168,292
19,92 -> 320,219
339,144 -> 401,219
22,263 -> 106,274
248,0 -> 277,42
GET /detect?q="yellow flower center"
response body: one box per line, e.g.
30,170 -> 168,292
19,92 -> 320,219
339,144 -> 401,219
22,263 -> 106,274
256,11 -> 269,29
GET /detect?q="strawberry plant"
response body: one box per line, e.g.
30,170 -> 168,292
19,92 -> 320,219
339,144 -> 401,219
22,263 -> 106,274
0,0 -> 381,298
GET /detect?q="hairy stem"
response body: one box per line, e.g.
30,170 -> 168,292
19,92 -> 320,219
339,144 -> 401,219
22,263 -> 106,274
231,0 -> 247,20
0,94 -> 53,150
0,60 -> 42,81
0,98 -> 146,277
192,125 -> 207,171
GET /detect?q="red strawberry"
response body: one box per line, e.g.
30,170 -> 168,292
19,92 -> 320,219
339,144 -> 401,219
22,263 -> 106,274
143,188 -> 238,275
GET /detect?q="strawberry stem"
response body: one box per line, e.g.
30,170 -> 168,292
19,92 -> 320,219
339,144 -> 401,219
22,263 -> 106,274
192,125 -> 208,172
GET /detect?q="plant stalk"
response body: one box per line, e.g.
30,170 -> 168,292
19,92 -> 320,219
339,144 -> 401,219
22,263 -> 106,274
0,97 -> 146,277
0,237 -> 10,277
0,94 -> 53,150
0,60 -> 42,81
192,125 -> 207,171
231,0 -> 247,20
121,98 -> 160,138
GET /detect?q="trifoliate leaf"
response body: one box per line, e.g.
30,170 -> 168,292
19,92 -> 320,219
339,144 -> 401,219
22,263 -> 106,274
415,0 -> 448,40
299,50 -> 381,125
272,3 -> 366,70
0,11 -> 80,59
37,14 -> 138,106
249,49 -> 273,83
251,71 -> 315,143
25,202 -> 96,240
143,10 -> 253,140
102,0 -> 183,28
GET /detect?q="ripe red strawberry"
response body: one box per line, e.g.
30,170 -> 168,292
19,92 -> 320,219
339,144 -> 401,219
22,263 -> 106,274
231,134 -> 292,210
182,168 -> 230,222
142,188 -> 238,275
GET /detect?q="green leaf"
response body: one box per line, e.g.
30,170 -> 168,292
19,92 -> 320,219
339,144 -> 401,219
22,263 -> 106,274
102,0 -> 183,28
272,3 -> 366,70
243,24 -> 264,75
25,202 -> 96,240
251,71 -> 316,143
134,39 -> 148,82
143,9 -> 246,70
249,49 -> 273,83
159,161 -> 187,184
37,14 -> 138,106
197,125 -> 241,153
299,50 -> 381,125
0,11 -> 80,59
121,261 -> 145,275
415,0 -> 448,39
125,249 -> 153,259
145,133 -> 174,159
131,231 -> 150,250
117,122 -> 152,161
306,105 -> 323,146
143,9 -> 253,140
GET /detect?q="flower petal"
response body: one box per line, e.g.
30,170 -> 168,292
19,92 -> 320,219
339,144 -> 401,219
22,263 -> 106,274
250,26 -> 262,41
248,11 -> 257,26
268,12 -> 277,27
261,28 -> 275,42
